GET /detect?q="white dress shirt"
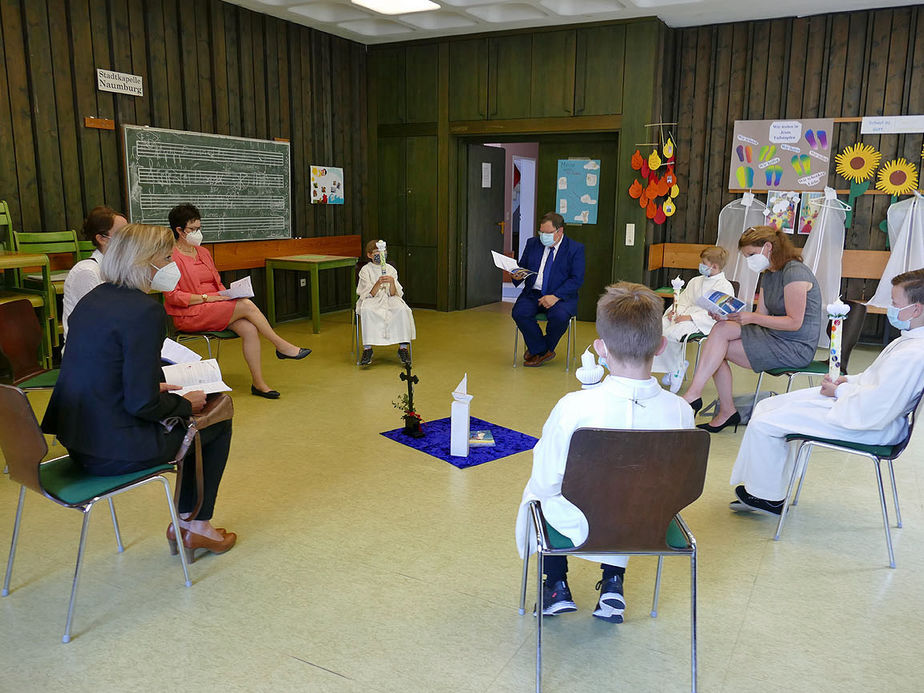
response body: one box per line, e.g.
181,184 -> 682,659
62,249 -> 103,339
533,236 -> 563,295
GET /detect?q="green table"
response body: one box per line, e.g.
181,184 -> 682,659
0,250 -> 56,367
265,254 -> 358,333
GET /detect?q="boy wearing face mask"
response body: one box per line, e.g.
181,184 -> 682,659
652,246 -> 734,392
164,203 -> 310,400
356,239 -> 416,366
511,212 -> 586,367
728,269 -> 924,515
515,283 -> 694,622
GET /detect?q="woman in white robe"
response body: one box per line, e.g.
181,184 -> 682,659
356,241 -> 416,365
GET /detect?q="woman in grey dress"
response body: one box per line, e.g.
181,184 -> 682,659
682,226 -> 821,432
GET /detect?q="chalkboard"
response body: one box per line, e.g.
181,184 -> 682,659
123,125 -> 291,243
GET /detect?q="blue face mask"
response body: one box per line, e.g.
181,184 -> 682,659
698,263 -> 712,277
887,303 -> 916,331
539,232 -> 556,247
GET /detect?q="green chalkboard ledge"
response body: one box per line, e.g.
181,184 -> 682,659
210,236 -> 362,272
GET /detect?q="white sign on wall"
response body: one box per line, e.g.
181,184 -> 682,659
860,115 -> 924,134
96,69 -> 143,97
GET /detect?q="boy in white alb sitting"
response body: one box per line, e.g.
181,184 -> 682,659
515,282 -> 695,622
356,239 -> 416,366
652,245 -> 734,392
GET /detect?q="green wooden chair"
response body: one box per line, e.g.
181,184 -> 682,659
167,316 -> 239,361
76,239 -> 95,260
0,200 -> 13,250
12,230 -> 80,295
0,299 -> 58,389
776,393 -> 924,568
0,383 -> 192,643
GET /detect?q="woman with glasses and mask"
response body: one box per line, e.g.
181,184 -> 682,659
682,225 -> 821,433
164,203 -> 310,400
61,206 -> 128,340
42,224 -> 236,559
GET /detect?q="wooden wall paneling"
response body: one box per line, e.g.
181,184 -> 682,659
222,2 -> 241,136
763,20 -> 789,118
264,17 -> 280,138
530,29 -> 575,118
574,24 -> 625,117
68,0 -> 105,218
674,29 -> 698,244
208,0 -> 229,135
287,23 -> 304,238
88,0 -> 121,211
702,24 -> 732,242
161,0 -> 182,130
801,16 -> 827,117
331,38 -> 349,241
251,13 -> 267,139
109,0 -> 135,125
447,38 -> 487,121
405,43 -> 437,123
143,0 -> 170,128
194,0 -> 213,133
126,0 -> 149,126
47,0 -> 84,229
275,18 -> 290,141
785,17 -> 809,118
24,0 -> 67,230
745,22 -> 768,119
298,31 -> 313,238
0,3 -> 22,236
683,29 -> 712,244
237,9 -> 255,138
370,47 -> 406,125
489,33 -> 532,120
406,135 -> 437,247
351,42 -> 368,244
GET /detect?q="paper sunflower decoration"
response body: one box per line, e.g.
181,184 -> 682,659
835,143 -> 880,183
876,159 -> 919,197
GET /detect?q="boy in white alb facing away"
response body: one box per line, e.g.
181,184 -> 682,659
515,282 -> 695,622
652,245 -> 734,392
356,239 -> 416,366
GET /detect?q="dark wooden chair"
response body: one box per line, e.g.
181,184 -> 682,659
519,428 -> 710,692
0,383 -> 192,643
0,299 -> 58,389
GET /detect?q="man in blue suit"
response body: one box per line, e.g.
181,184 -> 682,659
512,212 -> 585,366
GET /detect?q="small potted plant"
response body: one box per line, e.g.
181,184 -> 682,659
393,394 -> 424,438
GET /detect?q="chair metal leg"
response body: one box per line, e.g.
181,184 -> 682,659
214,337 -> 222,362
693,338 -> 705,372
536,548 -> 543,693
159,477 -> 192,588
690,549 -> 698,693
650,555 -> 664,617
108,498 -> 124,553
63,503 -> 95,643
887,459 -> 902,528
775,443 -> 809,540
519,530 -> 531,616
354,313 -> 363,366
792,454 -> 810,507
564,317 -> 575,373
751,372 -> 764,420
2,486 -> 26,597
872,459 -> 896,568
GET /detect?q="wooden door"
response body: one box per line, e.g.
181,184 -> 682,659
465,144 -> 506,308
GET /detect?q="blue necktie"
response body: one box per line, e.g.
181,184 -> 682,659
541,247 -> 555,294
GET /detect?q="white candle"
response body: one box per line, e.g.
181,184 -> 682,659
575,346 -> 604,389
826,298 -> 851,380
671,275 -> 685,323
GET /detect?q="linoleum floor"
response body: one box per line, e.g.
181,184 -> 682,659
2,304 -> 923,692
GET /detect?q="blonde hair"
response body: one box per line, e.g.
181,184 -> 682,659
100,223 -> 175,291
596,282 -> 663,363
700,245 -> 728,269
739,225 -> 802,268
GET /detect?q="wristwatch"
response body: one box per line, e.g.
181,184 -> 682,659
202,294 -> 208,303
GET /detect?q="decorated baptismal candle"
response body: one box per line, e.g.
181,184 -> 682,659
575,346 -> 605,389
376,239 -> 387,276
671,275 -> 685,322
827,298 -> 851,380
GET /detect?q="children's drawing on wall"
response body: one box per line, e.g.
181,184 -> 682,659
556,158 -> 600,224
310,165 -> 344,204
798,192 -> 824,235
764,191 -> 801,234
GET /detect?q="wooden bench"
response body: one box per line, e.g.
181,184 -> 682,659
648,243 -> 891,314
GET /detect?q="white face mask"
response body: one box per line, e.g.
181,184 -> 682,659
185,229 -> 203,246
539,231 -> 556,247
698,263 -> 712,277
745,249 -> 770,273
150,261 -> 181,292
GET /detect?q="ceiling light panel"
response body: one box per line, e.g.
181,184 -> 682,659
338,17 -> 415,35
289,3 -> 372,21
466,3 -> 548,22
398,12 -> 478,29
352,0 -> 440,14
540,0 -> 625,16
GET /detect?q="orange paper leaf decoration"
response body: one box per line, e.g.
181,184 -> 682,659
628,179 -> 643,198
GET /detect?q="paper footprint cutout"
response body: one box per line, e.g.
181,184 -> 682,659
805,130 -> 817,149
791,155 -> 803,175
745,145 -> 753,163
800,154 -> 811,174
759,145 -> 769,162
773,166 -> 783,186
767,145 -> 776,160
736,166 -> 748,188
736,145 -> 745,162
818,131 -> 827,149
765,168 -> 774,187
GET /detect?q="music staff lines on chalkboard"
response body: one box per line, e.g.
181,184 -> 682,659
137,167 -> 285,188
140,194 -> 285,211
135,216 -> 287,233
134,141 -> 285,167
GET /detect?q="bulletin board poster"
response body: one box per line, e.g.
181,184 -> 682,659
556,159 -> 600,225
729,119 -> 834,192
310,165 -> 344,204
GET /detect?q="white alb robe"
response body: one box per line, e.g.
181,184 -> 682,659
652,272 -> 735,374
730,326 -> 924,500
356,262 -> 416,346
515,375 -> 695,565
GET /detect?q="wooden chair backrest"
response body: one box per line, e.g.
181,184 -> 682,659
0,299 -> 46,385
13,230 -> 79,256
560,428 -> 710,553
0,383 -> 47,493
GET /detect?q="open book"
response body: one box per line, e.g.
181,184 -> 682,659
219,276 -> 254,299
491,251 -> 535,276
161,338 -> 202,365
696,290 -> 746,318
161,359 -> 231,396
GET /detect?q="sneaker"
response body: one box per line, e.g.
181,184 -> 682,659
359,348 -> 373,366
593,575 -> 626,623
669,360 -> 689,394
539,579 -> 577,616
397,346 -> 411,365
729,485 -> 784,516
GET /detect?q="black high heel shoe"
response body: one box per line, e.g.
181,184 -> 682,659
276,347 -> 311,360
688,398 -> 703,415
696,411 -> 741,433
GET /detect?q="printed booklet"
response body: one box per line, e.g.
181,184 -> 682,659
695,290 -> 746,318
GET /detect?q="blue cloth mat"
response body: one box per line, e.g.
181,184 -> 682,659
380,416 -> 538,469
